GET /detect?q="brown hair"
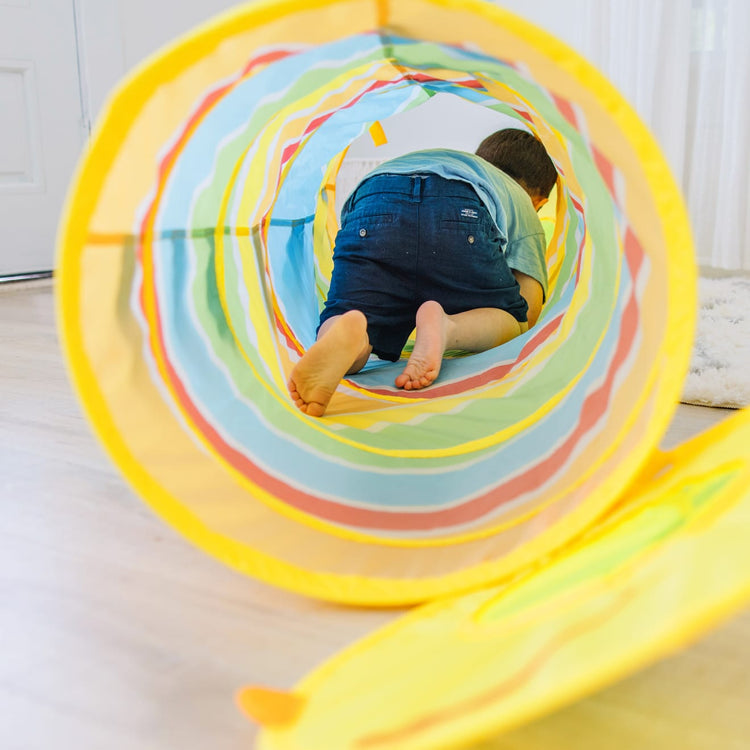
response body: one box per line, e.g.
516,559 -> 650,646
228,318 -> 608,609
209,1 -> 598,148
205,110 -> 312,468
476,128 -> 557,201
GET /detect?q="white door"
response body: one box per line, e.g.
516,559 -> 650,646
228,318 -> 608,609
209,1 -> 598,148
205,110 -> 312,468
0,0 -> 84,276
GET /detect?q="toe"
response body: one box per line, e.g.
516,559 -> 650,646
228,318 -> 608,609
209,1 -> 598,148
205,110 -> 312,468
306,401 -> 326,418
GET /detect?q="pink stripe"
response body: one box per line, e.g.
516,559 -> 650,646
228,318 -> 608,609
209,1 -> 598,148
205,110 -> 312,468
551,92 -> 578,128
592,144 -> 616,197
242,49 -> 297,77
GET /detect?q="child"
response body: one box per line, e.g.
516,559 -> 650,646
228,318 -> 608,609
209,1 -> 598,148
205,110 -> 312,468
288,128 -> 557,417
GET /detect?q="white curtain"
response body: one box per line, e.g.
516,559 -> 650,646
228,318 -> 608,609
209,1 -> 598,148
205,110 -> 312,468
683,0 -> 750,269
501,0 -> 750,270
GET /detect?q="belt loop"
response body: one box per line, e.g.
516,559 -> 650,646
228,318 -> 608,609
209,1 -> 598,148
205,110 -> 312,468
412,175 -> 422,202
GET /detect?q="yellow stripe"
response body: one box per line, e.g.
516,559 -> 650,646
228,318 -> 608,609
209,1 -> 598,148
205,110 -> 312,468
368,120 -> 387,146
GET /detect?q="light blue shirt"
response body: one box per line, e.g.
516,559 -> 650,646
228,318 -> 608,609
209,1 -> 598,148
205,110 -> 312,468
364,149 -> 548,297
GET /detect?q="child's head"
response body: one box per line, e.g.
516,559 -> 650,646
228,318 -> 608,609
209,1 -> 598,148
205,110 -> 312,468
476,129 -> 557,210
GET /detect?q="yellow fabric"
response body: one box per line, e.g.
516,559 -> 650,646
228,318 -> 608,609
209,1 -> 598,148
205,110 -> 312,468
368,120 -> 388,147
256,410 -> 750,749
57,0 -> 697,602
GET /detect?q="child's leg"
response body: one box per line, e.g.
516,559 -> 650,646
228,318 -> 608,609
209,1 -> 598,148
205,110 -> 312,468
395,301 -> 525,390
288,310 -> 372,417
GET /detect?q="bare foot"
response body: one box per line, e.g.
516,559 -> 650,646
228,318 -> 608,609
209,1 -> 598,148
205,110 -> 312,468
395,300 -> 448,390
288,311 -> 369,417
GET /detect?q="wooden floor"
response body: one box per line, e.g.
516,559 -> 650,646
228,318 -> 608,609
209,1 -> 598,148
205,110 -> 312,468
2,282 -> 748,750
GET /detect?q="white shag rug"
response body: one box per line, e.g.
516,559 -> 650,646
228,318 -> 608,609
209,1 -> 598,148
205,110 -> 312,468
681,275 -> 750,409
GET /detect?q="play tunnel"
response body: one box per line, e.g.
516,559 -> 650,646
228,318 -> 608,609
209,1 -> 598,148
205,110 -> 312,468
57,0 -> 697,606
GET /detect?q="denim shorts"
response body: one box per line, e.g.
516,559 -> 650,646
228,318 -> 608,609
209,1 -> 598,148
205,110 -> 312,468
319,173 -> 528,361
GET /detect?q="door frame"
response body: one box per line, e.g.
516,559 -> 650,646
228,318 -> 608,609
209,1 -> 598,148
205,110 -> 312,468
75,0 -> 124,128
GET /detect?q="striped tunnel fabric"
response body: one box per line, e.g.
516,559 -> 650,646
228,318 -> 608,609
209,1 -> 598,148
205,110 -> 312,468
248,408 -> 750,749
58,0 -> 695,605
